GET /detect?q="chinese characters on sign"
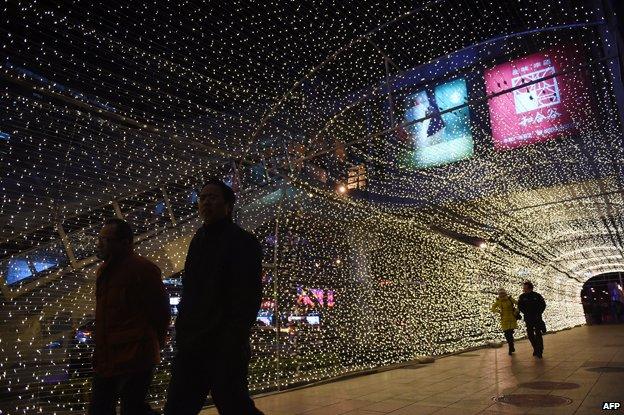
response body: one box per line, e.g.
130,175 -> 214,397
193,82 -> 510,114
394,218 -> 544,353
484,46 -> 593,150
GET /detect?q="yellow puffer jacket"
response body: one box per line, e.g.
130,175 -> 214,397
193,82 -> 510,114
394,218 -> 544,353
491,296 -> 519,331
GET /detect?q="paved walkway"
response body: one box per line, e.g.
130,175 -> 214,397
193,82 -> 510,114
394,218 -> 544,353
201,325 -> 624,415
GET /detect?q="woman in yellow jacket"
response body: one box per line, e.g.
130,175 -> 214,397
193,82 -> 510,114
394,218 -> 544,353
491,288 -> 519,355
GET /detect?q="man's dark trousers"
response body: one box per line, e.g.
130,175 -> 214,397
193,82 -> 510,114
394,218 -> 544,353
89,368 -> 155,415
164,339 -> 264,415
525,320 -> 543,356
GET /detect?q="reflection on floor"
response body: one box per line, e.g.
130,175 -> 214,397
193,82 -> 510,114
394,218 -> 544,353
200,325 -> 624,415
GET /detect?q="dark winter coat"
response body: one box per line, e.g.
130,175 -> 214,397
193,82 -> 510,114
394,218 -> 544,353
175,219 -> 263,350
518,291 -> 546,324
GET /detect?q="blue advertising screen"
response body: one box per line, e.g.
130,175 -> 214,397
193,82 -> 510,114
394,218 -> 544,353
400,78 -> 473,168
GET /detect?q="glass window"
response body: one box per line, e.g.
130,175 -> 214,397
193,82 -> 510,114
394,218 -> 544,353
29,242 -> 69,273
68,227 -> 99,260
4,257 -> 33,285
2,242 -> 70,286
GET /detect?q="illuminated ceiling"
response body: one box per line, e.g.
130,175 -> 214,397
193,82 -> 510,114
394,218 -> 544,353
1,0 -> 624,280
1,1 -> 624,413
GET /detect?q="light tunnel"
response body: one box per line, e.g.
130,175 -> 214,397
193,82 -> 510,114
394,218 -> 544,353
1,0 -> 624,413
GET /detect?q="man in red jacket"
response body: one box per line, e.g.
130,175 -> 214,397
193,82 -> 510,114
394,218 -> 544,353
89,218 -> 171,415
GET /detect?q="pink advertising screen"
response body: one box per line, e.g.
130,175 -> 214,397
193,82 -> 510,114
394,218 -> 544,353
484,45 -> 593,150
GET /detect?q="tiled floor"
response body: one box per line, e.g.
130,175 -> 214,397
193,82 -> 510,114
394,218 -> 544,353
200,325 -> 624,415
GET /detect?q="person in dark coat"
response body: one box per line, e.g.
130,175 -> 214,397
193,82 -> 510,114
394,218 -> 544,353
89,218 -> 171,415
164,178 -> 264,415
517,280 -> 546,358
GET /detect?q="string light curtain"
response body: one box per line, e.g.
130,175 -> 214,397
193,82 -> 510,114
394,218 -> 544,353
1,0 -> 623,413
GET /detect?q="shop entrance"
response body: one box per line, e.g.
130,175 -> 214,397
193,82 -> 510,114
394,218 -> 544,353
581,273 -> 624,325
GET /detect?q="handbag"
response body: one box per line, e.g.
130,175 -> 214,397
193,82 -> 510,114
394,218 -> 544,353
508,298 -> 522,320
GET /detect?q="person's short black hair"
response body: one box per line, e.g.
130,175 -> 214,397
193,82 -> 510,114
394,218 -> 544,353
104,218 -> 134,243
202,178 -> 236,206
523,280 -> 534,290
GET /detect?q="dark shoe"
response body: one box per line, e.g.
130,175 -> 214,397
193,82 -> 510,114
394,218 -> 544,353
510,345 -> 515,353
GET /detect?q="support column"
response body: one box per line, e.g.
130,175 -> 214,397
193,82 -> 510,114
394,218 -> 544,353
596,0 -> 624,131
111,200 -> 123,219
56,222 -> 78,269
282,139 -> 295,174
231,160 -> 244,192
160,187 -> 178,226
384,56 -> 395,129
383,55 -> 396,189
272,188 -> 285,391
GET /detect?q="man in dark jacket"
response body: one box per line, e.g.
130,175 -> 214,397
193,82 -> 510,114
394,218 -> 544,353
518,280 -> 546,358
89,218 -> 171,415
164,178 -> 264,415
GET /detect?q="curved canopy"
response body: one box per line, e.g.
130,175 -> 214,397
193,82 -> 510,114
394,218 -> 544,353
2,2 -> 624,413
1,0 -> 624,281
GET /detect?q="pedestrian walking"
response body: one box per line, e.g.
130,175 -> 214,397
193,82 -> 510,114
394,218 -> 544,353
518,281 -> 546,358
164,178 -> 264,415
491,288 -> 520,355
89,218 -> 171,415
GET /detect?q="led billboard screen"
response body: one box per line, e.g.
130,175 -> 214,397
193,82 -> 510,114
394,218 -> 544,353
400,77 -> 474,168
484,45 -> 593,150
